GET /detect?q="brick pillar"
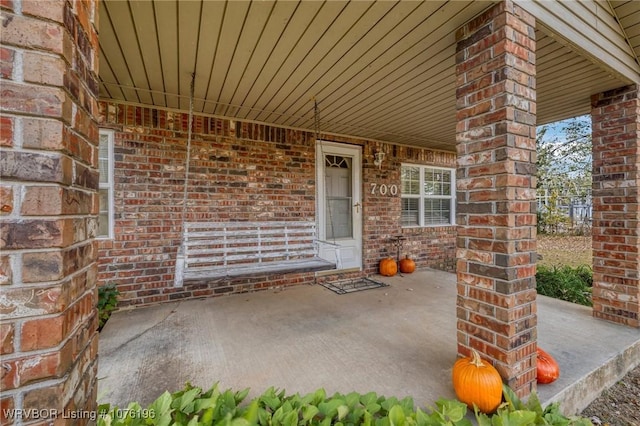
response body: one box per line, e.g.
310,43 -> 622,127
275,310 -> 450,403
591,85 -> 640,328
455,1 -> 538,398
0,0 -> 100,423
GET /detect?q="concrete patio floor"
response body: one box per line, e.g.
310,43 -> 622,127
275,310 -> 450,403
98,269 -> 640,416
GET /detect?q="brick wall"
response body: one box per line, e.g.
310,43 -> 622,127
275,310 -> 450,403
97,101 -> 457,307
359,142 -> 457,273
591,85 -> 640,327
0,0 -> 99,424
455,0 -> 538,398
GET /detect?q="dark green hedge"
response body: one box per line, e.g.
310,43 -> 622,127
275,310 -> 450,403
536,265 -> 592,306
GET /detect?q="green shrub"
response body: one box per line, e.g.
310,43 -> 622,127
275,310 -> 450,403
98,283 -> 119,331
97,382 -> 592,426
536,265 -> 592,306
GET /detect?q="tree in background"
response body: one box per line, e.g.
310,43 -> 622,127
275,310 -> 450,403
536,116 -> 592,234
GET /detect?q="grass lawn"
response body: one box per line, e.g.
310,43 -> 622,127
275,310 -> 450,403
536,234 -> 592,268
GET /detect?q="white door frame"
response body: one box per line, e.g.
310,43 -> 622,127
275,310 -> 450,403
316,141 -> 362,271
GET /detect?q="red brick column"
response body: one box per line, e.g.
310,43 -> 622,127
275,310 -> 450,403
0,0 -> 100,423
455,1 -> 538,397
591,85 -> 640,328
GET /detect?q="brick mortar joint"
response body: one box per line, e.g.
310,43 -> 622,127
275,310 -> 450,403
7,308 -> 96,363
1,250 -> 95,288
1,373 -> 68,404
2,77 -> 99,132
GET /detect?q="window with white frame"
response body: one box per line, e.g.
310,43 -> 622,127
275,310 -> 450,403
401,164 -> 455,227
98,130 -> 114,238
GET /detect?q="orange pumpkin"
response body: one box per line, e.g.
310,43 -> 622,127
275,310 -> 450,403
536,347 -> 560,384
399,256 -> 416,273
379,257 -> 397,276
452,349 -> 503,413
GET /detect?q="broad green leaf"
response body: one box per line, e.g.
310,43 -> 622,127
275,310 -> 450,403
242,400 -> 259,424
366,403 -> 382,415
524,392 -> 544,424
282,411 -> 298,426
173,410 -> 189,425
473,406 -> 492,426
362,410 -> 373,426
257,407 -> 270,425
360,392 -> 378,407
381,397 -> 399,412
260,395 -> 280,411
235,389 -> 250,404
543,401 -> 562,416
502,384 -> 524,411
445,405 -> 465,423
524,391 -> 542,415
375,416 -> 390,426
543,411 -> 571,426
414,408 -> 429,426
318,399 -> 344,418
399,397 -> 415,414
150,392 -> 173,417
507,410 -> 538,426
98,403 -> 112,416
302,388 -> 326,406
230,418 -> 251,426
434,398 -> 466,423
388,405 -> 405,426
286,394 -> 302,409
98,414 -> 112,426
179,388 -> 203,413
214,412 -> 233,426
155,414 -> 172,426
301,405 -> 320,423
346,392 -> 360,409
272,405 -> 285,425
221,391 -> 238,415
337,405 -> 349,421
260,389 -> 281,412
194,396 -> 218,413
200,407 -> 215,425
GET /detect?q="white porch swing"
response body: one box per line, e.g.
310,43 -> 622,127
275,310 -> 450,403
173,79 -> 341,287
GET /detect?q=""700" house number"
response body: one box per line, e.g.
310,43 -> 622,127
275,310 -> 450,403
370,183 -> 398,196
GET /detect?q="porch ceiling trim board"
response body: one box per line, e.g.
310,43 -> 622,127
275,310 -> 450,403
611,0 -> 640,62
517,0 -> 640,84
98,0 -> 639,151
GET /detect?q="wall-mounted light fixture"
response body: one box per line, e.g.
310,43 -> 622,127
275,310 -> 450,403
374,151 -> 385,168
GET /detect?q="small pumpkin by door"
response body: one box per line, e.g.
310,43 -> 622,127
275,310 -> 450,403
399,256 -> 416,273
379,257 -> 397,276
452,349 -> 503,413
536,346 -> 560,384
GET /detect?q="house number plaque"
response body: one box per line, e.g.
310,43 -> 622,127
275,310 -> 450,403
370,183 -> 398,196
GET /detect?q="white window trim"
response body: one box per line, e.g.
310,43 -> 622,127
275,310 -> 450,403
98,130 -> 115,239
401,163 -> 456,228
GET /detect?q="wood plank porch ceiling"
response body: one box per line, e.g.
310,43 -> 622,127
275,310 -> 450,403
98,0 -> 639,151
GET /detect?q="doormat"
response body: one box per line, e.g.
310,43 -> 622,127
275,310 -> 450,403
320,277 -> 388,295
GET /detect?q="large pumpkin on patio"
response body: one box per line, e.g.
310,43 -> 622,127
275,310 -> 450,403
399,256 -> 416,273
379,257 -> 397,276
536,347 -> 560,384
452,349 -> 503,413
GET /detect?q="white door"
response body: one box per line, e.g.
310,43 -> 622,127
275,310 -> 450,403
316,142 -> 362,270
